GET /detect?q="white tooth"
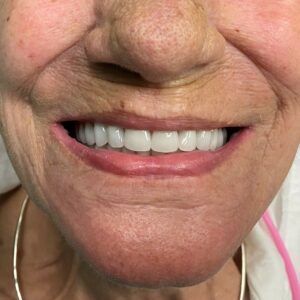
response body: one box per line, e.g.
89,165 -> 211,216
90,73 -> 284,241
151,131 -> 178,153
196,130 -> 212,151
107,126 -> 124,148
107,144 -> 121,151
216,129 -> 226,149
209,129 -> 219,151
124,129 -> 151,152
94,123 -> 108,147
85,123 -> 95,146
79,124 -> 87,144
178,130 -> 196,151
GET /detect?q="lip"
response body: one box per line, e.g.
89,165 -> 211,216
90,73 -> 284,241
51,122 -> 252,177
57,110 -> 252,131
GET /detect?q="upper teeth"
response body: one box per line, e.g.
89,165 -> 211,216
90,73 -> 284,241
76,123 -> 228,154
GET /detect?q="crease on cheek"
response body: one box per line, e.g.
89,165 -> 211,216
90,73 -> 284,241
2,0 -> 95,84
215,1 -> 300,92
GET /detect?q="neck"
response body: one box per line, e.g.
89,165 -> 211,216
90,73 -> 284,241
76,248 -> 243,300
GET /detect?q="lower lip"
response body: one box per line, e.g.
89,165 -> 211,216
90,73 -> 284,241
51,124 -> 251,177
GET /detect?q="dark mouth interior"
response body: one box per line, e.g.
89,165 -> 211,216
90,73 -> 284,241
226,127 -> 242,141
62,121 -> 77,139
61,121 -> 242,143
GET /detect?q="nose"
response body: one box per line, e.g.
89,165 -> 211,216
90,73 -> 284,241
85,0 -> 225,84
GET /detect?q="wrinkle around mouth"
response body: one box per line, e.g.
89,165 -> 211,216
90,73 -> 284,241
29,40 -> 273,132
29,34 -> 224,103
69,177 -> 215,211
87,194 -> 214,211
223,37 -> 298,111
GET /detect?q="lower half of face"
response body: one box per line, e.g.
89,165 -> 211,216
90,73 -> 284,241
1,78 -> 299,287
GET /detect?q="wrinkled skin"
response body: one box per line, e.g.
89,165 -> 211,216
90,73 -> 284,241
0,0 -> 300,299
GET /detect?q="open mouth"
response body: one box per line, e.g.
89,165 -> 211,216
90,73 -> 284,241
61,121 -> 241,156
52,119 -> 247,176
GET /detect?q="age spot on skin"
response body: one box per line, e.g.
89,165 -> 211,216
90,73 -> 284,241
18,39 -> 24,48
28,53 -> 35,59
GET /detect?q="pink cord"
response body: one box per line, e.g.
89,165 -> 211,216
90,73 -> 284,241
262,211 -> 300,300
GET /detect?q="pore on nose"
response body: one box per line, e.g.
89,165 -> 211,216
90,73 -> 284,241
85,0 -> 225,84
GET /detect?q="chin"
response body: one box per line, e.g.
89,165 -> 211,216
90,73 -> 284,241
46,190 -> 245,289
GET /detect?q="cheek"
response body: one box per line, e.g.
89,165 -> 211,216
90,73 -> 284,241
213,0 -> 300,94
0,0 -> 95,86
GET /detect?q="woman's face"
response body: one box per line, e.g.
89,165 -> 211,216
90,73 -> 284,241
1,0 -> 300,287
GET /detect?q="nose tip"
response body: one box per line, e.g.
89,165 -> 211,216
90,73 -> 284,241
85,1 -> 225,84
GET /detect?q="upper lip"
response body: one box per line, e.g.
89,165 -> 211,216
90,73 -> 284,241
32,61 -> 261,132
58,110 -> 249,131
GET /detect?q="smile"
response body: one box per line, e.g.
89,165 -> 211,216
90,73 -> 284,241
73,122 -> 229,154
51,117 -> 249,177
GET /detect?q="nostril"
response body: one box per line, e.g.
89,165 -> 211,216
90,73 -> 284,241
89,62 -> 196,88
89,62 -> 146,85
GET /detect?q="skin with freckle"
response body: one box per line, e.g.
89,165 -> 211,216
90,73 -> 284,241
0,0 -> 300,299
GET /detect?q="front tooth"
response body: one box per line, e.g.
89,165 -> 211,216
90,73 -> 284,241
209,129 -> 219,151
94,123 -> 108,147
178,130 -> 196,151
78,124 -> 87,144
107,126 -> 124,148
151,131 -> 179,153
196,130 -> 212,151
124,129 -> 151,152
85,123 -> 95,146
